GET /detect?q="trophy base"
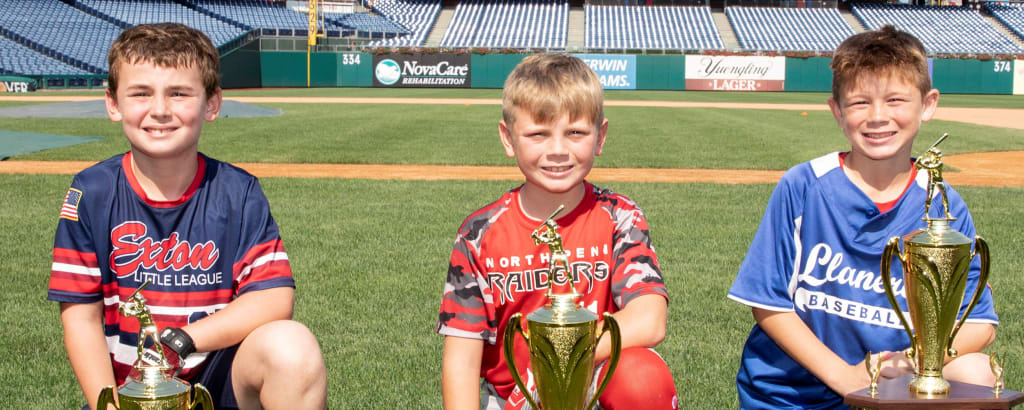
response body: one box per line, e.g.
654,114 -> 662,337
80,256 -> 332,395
909,373 -> 951,397
845,374 -> 1024,409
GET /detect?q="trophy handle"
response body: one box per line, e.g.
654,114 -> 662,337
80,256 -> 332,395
946,236 -> 991,358
502,313 -> 541,410
96,385 -> 119,410
584,313 -> 621,410
190,383 -> 215,410
881,237 -> 917,355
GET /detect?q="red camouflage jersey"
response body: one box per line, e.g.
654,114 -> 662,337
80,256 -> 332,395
436,182 -> 668,398
48,152 -> 294,384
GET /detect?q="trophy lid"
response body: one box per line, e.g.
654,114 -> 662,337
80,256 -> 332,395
906,219 -> 971,247
118,369 -> 191,399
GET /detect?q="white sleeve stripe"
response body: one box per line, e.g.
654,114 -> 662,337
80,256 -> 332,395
102,297 -> 228,315
964,318 -> 999,325
727,294 -> 795,312
237,251 -> 289,281
149,304 -> 229,316
52,262 -> 101,277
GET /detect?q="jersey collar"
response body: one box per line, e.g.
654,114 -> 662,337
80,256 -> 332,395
122,151 -> 206,208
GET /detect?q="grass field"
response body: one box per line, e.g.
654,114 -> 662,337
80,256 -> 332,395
2,88 -> 1022,409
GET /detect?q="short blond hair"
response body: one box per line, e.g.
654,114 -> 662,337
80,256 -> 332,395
502,54 -> 603,130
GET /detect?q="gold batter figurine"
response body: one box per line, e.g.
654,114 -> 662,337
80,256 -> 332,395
915,133 -> 952,220
119,280 -> 169,370
532,205 -> 576,298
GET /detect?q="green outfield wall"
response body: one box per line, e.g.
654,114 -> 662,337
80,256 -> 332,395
219,51 -> 1022,95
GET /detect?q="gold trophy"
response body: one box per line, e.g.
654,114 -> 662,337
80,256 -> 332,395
97,281 -> 214,409
504,205 -> 622,410
880,134 -> 991,397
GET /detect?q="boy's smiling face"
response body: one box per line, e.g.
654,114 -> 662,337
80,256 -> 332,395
500,107 -> 607,197
828,70 -> 938,165
105,60 -> 221,162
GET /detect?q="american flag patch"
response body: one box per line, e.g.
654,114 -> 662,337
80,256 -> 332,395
60,188 -> 82,221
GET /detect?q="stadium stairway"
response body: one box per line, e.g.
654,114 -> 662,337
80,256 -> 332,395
424,7 -> 454,47
983,14 -> 1024,49
842,10 -> 866,33
712,10 -> 740,50
567,7 -> 584,51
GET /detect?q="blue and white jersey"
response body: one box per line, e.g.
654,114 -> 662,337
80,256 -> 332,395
728,152 -> 997,409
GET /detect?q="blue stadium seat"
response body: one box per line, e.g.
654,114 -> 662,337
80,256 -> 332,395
362,0 -> 441,47
585,5 -> 723,50
852,4 -> 1023,55
441,0 -> 568,49
985,3 -> 1024,43
726,7 -> 853,52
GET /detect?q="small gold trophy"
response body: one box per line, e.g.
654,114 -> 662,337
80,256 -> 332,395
96,281 -> 214,409
504,205 -> 623,410
880,134 -> 991,397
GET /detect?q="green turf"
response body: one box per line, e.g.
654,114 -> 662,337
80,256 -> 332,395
13,85 -> 1024,108
4,175 -> 1023,409
7,103 -> 1024,169
3,88 -> 1023,409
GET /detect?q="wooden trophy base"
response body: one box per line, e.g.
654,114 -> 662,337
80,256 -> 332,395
845,374 -> 1024,409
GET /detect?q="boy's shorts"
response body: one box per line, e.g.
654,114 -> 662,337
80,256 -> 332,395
82,345 -> 239,410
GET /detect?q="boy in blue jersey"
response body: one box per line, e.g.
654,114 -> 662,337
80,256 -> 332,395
727,25 -> 998,409
48,23 -> 327,410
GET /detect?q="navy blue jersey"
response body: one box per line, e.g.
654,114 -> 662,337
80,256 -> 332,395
728,152 -> 997,409
49,152 -> 294,383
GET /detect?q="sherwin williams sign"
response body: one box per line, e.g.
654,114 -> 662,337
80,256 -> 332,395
684,55 -> 785,91
577,54 -> 636,90
372,54 -> 471,88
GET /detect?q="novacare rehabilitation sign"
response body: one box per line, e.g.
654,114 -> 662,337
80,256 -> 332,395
373,54 -> 471,88
684,55 -> 785,91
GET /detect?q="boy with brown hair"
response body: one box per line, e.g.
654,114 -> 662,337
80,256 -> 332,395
727,25 -> 997,408
48,23 -> 327,410
437,53 -> 678,410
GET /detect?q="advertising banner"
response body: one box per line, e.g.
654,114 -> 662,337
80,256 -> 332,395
373,54 -> 471,88
1014,60 -> 1024,95
576,54 -> 637,90
684,55 -> 785,91
0,76 -> 35,92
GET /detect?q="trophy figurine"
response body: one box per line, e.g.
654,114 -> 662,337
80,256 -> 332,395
97,281 -> 214,409
880,134 -> 991,397
504,205 -> 623,410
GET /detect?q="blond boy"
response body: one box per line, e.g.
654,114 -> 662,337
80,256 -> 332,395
437,54 -> 677,410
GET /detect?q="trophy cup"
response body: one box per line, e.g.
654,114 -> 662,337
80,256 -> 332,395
504,205 -> 623,410
96,281 -> 214,409
880,134 -> 991,397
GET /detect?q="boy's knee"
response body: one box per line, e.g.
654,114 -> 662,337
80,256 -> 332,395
944,352 -> 996,387
598,347 -> 678,410
240,320 -> 324,373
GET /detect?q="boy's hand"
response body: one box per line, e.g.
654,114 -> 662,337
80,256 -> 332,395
837,351 -> 913,396
129,341 -> 183,379
127,327 -> 194,380
877,351 -> 915,378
